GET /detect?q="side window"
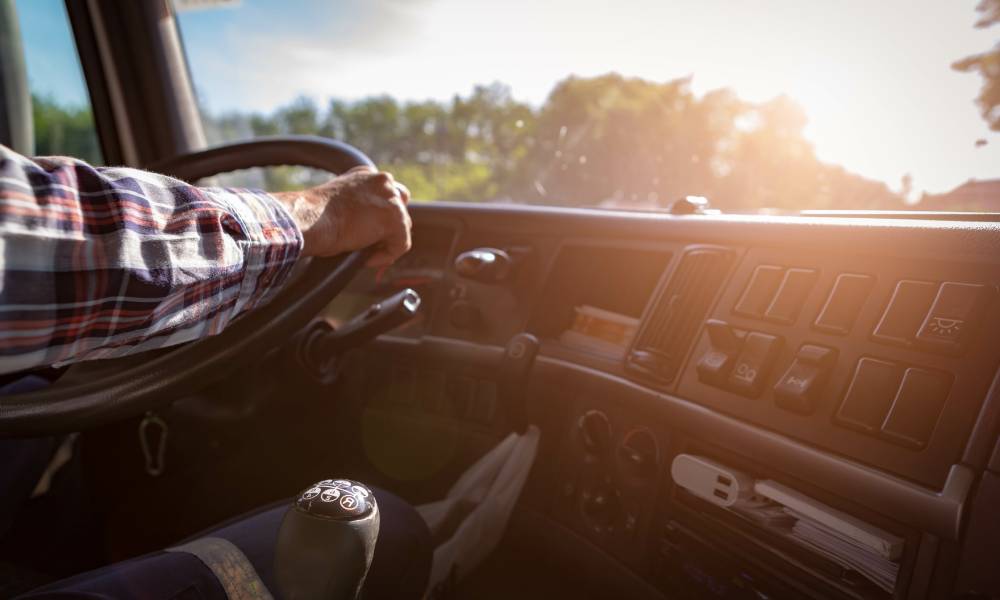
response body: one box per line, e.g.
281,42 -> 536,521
14,0 -> 101,163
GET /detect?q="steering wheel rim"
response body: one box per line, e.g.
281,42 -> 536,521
0,136 -> 376,438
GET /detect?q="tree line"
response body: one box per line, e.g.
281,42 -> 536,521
203,74 -> 905,212
31,93 -> 102,165
32,73 -> 907,212
26,0 -> 997,212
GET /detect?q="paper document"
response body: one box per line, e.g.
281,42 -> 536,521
790,514 -> 899,593
753,479 -> 904,560
727,479 -> 903,593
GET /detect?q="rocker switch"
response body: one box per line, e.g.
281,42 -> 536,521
774,344 -> 837,414
915,282 -> 992,355
765,268 -> 818,324
726,332 -> 781,397
836,358 -> 903,433
706,319 -> 745,354
696,320 -> 746,386
734,266 -> 784,318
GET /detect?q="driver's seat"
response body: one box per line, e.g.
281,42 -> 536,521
1,377 -> 432,600
16,487 -> 431,600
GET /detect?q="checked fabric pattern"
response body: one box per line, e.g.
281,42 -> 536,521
0,145 -> 303,375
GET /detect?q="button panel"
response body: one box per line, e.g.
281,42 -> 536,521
813,273 -> 874,335
835,358 -> 904,434
873,280 -> 938,346
733,265 -> 816,323
696,320 -> 781,398
764,268 -> 818,324
734,265 -> 785,318
880,368 -> 952,449
873,280 -> 993,354
835,358 -> 952,449
681,246 -> 1000,488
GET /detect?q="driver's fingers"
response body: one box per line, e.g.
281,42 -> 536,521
345,165 -> 377,175
394,181 -> 411,205
366,201 -> 412,268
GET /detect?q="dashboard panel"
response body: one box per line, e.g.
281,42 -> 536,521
350,203 -> 1000,598
676,246 -> 1000,489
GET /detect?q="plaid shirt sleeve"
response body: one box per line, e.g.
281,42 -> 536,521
0,145 -> 304,375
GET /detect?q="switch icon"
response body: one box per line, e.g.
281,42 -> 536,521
726,332 -> 782,397
915,282 -> 993,354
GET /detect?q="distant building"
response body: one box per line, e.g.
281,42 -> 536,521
918,179 -> 1000,212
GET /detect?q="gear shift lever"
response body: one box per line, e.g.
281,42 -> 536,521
275,479 -> 380,600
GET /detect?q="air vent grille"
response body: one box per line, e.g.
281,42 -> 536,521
628,247 -> 734,383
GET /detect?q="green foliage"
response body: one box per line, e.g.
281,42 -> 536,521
200,75 -> 904,212
26,72 -> 906,211
954,0 -> 1000,132
387,162 -> 498,202
510,75 -> 900,210
31,93 -> 101,164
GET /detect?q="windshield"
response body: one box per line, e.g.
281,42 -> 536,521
175,0 -> 1000,213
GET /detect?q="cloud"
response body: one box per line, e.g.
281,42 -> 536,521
179,0 -> 1000,193
183,0 -> 435,112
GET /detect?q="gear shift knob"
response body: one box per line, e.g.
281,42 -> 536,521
275,479 -> 380,600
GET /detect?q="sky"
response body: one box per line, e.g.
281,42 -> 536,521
15,0 -> 1000,198
16,0 -> 89,106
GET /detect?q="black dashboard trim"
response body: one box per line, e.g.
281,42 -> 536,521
409,202 -> 1000,262
372,334 -> 973,540
534,353 -> 974,541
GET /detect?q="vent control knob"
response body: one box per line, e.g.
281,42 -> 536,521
618,428 -> 659,477
578,410 -> 611,456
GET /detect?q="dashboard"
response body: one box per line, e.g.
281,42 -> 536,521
342,203 -> 1000,599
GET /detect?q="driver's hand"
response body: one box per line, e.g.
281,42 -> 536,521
273,166 -> 412,267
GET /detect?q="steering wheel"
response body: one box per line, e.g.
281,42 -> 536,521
0,136 -> 376,438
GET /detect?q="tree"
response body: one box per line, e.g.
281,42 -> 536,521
953,0 -> 1000,131
31,94 -> 101,164
515,74 -> 729,206
198,74 -> 904,210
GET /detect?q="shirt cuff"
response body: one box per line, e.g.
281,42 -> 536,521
203,187 -> 305,317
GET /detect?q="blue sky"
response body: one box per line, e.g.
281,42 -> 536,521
16,0 -> 90,106
15,0 -> 1000,197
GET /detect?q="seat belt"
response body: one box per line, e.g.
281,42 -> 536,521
167,537 -> 273,600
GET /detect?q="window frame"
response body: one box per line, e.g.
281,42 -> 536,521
62,0 -> 206,168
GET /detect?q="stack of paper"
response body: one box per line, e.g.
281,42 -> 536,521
752,479 -> 904,594
790,513 -> 899,593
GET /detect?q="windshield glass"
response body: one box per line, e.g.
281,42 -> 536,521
175,0 -> 1000,213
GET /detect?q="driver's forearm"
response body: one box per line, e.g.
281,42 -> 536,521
0,145 -> 303,376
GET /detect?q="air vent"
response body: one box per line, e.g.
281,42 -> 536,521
628,247 -> 734,384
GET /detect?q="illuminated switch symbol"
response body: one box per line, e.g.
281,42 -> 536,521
320,488 -> 341,503
339,494 -> 360,511
784,375 -> 809,390
732,362 -> 757,384
925,316 -> 963,340
702,353 -> 727,369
